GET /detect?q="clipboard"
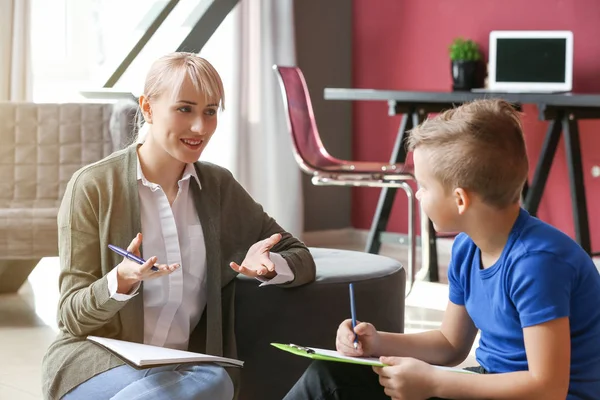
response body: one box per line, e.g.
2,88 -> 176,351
271,343 -> 386,367
271,343 -> 478,374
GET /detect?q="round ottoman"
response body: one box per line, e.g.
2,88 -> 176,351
234,247 -> 405,400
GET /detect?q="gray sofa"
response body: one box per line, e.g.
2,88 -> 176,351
0,101 -> 136,293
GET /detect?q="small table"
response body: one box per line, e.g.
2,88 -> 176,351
324,89 -> 600,281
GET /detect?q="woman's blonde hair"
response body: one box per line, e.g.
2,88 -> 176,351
136,52 -> 225,142
144,52 -> 225,108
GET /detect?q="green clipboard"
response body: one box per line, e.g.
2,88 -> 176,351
271,343 -> 478,374
271,343 -> 386,367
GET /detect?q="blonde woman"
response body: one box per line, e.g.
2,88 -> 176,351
42,52 -> 316,400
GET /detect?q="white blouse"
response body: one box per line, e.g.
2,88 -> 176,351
107,158 -> 294,350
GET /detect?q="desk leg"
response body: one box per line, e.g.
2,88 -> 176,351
521,181 -> 529,204
523,114 -> 591,254
419,208 -> 439,282
524,117 -> 562,215
365,113 -> 413,254
563,116 -> 591,254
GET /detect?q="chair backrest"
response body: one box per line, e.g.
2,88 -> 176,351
273,66 -> 340,173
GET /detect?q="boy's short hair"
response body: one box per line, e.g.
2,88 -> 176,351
407,99 -> 528,208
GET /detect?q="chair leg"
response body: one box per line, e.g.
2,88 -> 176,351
398,182 -> 416,297
310,176 -> 418,295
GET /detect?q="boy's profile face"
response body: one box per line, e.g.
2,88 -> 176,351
413,147 -> 461,233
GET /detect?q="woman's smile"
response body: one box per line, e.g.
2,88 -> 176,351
180,137 -> 204,150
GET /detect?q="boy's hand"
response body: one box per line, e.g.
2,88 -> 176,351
336,319 -> 380,357
373,357 -> 436,400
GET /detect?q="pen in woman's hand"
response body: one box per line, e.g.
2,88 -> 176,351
108,244 -> 159,271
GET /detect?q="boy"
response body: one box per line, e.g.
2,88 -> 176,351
283,99 -> 600,400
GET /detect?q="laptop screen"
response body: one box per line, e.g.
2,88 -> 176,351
496,38 -> 567,83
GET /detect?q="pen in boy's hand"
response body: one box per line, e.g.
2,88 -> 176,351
108,244 -> 159,271
349,283 -> 358,350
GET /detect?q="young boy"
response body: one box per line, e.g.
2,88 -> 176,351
283,99 -> 600,400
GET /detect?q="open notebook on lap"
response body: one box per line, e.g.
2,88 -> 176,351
87,336 -> 243,369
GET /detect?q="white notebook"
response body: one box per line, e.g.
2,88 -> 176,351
87,336 -> 244,368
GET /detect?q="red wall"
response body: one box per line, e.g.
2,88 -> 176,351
352,0 -> 600,251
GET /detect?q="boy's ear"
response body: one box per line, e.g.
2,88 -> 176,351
139,95 -> 153,124
454,187 -> 470,215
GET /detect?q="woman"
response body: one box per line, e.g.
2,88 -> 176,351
42,52 -> 316,400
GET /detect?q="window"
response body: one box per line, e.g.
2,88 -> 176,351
30,0 -> 238,171
31,0 -> 178,102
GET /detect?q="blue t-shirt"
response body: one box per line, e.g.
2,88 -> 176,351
449,208 -> 600,400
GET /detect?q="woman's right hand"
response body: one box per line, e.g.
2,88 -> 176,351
116,233 -> 179,294
335,319 -> 380,357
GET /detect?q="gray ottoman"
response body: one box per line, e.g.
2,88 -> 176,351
234,247 -> 405,400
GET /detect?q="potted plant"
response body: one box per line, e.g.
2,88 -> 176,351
449,37 -> 482,91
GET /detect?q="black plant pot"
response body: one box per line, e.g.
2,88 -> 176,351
451,60 -> 478,91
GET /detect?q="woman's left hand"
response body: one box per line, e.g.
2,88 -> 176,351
230,233 -> 282,279
372,357 -> 437,400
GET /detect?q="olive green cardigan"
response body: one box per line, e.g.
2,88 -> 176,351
41,144 -> 316,399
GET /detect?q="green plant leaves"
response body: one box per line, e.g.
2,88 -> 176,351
449,37 -> 482,61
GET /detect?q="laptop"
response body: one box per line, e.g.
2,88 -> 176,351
473,30 -> 573,93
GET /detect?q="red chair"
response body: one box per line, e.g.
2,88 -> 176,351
273,65 -> 417,295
